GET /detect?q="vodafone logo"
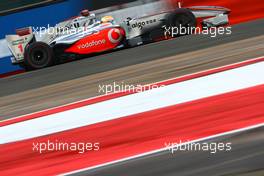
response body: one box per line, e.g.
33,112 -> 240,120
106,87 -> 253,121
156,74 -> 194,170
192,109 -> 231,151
77,39 -> 106,49
108,28 -> 122,43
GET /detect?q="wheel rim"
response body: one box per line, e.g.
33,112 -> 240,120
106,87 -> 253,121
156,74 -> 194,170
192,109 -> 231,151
33,50 -> 44,61
30,48 -> 48,66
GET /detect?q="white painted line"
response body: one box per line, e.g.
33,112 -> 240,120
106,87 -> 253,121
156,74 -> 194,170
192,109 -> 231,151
62,122 -> 264,175
1,61 -> 264,144
1,55 -> 263,123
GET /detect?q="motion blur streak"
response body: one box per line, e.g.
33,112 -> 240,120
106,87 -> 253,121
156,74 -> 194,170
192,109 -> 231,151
1,58 -> 264,144
0,84 -> 264,175
175,0 -> 264,24
1,56 -> 263,127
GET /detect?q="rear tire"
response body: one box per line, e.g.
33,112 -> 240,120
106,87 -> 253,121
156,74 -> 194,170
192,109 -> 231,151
168,8 -> 197,37
24,42 -> 54,70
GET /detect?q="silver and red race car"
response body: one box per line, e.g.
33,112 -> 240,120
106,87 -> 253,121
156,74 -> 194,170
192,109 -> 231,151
6,5 -> 230,70
6,10 -> 127,70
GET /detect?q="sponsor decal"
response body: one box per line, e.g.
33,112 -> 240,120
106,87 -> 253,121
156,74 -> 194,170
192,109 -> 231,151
11,39 -> 25,45
77,39 -> 106,49
131,19 -> 157,29
108,28 -> 122,44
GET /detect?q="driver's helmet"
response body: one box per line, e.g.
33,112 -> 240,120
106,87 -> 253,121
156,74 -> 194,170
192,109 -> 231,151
80,9 -> 90,17
101,16 -> 114,23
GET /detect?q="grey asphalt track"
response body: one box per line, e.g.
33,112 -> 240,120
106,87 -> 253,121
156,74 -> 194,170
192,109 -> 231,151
0,18 -> 263,176
0,19 -> 263,97
1,19 -> 264,120
70,126 -> 264,176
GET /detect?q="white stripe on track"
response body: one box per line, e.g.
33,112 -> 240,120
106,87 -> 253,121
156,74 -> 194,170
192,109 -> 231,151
62,122 -> 264,175
1,61 -> 264,144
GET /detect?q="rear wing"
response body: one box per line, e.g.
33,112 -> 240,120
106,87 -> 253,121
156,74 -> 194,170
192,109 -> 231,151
5,27 -> 34,63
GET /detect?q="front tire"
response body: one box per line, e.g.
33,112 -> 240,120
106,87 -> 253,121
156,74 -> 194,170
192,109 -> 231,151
24,42 -> 54,70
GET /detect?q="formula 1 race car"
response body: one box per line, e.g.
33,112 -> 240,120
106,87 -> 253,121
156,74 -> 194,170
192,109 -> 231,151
6,5 -> 230,70
123,5 -> 231,46
6,10 -> 126,70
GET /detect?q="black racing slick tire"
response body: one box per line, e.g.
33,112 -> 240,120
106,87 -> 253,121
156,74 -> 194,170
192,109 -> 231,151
168,8 -> 197,37
24,42 -> 54,70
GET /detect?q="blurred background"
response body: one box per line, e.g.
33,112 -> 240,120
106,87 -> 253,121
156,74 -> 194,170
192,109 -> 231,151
0,0 -> 168,75
0,0 -> 263,76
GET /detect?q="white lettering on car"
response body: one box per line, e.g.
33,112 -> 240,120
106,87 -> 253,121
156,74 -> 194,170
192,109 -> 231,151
77,39 -> 106,49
